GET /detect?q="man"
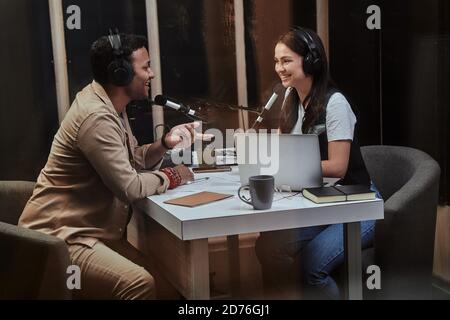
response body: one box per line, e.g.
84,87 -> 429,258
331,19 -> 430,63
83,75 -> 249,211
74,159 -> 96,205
19,33 -> 204,299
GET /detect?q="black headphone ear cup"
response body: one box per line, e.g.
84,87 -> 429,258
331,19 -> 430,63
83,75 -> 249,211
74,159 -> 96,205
303,54 -> 311,76
108,59 -> 134,86
306,53 -> 322,76
302,53 -> 314,76
296,28 -> 322,77
106,31 -> 134,86
302,47 -> 321,77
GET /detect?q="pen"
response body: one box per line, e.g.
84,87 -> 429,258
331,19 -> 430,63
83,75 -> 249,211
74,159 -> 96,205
186,177 -> 210,185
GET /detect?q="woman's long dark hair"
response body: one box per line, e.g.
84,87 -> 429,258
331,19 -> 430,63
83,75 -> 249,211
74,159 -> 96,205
279,28 -> 334,134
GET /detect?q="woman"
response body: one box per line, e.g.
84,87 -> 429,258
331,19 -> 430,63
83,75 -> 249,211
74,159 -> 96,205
255,27 -> 381,300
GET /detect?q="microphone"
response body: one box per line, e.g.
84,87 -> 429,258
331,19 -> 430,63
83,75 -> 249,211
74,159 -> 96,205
250,92 -> 279,129
154,95 -> 197,117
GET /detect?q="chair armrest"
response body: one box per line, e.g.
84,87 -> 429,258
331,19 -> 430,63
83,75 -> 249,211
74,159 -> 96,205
0,222 -> 72,299
0,181 -> 35,225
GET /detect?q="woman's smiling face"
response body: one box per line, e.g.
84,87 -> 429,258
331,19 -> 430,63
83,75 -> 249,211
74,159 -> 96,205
274,42 -> 308,88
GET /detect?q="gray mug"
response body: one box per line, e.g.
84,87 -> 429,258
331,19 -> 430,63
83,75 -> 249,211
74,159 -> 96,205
238,175 -> 275,210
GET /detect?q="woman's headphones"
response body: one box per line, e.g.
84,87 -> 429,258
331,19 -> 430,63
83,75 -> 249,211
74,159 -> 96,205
295,27 -> 322,76
107,29 -> 134,86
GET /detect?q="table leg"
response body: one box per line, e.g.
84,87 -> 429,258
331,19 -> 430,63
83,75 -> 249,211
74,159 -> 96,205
189,239 -> 210,299
129,212 -> 211,300
344,222 -> 363,300
227,235 -> 241,297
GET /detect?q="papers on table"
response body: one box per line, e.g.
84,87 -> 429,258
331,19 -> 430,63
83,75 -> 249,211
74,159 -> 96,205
176,175 -> 241,193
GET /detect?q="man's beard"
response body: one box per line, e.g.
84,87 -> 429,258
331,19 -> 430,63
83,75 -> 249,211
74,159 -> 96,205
126,85 -> 147,101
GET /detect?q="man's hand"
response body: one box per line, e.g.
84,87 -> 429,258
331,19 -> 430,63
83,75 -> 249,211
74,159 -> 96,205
173,165 -> 194,185
164,122 -> 214,149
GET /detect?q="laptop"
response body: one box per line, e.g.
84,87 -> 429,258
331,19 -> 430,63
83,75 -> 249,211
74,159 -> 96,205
235,133 -> 323,191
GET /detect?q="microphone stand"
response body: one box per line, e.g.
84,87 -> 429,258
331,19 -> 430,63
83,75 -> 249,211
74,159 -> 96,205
250,93 -> 279,130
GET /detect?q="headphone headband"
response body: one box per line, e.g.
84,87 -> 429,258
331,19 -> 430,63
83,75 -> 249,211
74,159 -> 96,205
108,29 -> 123,55
297,29 -> 316,52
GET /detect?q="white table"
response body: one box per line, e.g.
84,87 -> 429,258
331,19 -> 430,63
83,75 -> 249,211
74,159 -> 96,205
133,168 -> 384,300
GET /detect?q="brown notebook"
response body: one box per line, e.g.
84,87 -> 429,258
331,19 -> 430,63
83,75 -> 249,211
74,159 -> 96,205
164,191 -> 234,208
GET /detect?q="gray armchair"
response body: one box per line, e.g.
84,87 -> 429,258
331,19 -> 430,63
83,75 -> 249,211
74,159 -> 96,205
361,146 -> 440,299
0,181 -> 71,299
256,145 -> 440,299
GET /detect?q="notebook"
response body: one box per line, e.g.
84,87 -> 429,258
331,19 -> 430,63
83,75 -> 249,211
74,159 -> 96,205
303,185 -> 376,204
164,191 -> 234,208
333,185 -> 377,201
302,187 -> 347,204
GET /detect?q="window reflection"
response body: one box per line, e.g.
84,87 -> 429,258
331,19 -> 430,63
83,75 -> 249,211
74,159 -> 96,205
62,0 -> 150,143
0,0 -> 58,180
158,0 -> 239,133
63,0 -> 148,101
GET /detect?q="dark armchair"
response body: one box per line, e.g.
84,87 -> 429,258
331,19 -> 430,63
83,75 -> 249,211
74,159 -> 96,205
361,145 -> 440,299
0,181 -> 71,299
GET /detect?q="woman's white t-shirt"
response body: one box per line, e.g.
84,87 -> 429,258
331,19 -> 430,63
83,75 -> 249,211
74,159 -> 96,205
285,87 -> 357,141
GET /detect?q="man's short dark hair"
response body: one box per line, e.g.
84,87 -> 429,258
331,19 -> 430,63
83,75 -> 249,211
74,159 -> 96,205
90,34 -> 148,85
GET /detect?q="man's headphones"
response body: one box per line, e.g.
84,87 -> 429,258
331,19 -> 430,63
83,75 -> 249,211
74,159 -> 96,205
107,29 -> 134,86
295,27 -> 322,76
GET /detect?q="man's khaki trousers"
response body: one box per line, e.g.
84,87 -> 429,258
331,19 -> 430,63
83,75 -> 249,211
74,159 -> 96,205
68,239 -> 155,299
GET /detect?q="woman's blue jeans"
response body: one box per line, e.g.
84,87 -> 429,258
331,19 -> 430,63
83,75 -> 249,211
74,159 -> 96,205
255,183 -> 381,300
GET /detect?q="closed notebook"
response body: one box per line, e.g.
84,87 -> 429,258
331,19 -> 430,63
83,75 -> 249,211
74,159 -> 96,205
164,191 -> 234,208
303,185 -> 376,204
302,187 -> 347,204
333,185 -> 376,201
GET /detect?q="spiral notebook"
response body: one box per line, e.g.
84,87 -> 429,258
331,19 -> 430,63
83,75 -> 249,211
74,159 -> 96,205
164,191 -> 234,208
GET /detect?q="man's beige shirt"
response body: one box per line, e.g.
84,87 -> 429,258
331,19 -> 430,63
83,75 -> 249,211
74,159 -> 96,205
19,81 -> 169,247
